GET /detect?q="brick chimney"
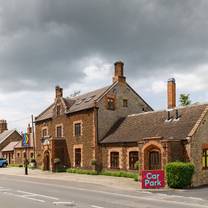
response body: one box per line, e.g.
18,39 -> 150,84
167,78 -> 176,109
0,120 -> 8,134
55,86 -> 63,99
27,124 -> 32,134
113,61 -> 126,83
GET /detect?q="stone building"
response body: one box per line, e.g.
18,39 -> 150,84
2,124 -> 34,165
0,119 -> 22,160
35,61 -> 208,187
35,61 -> 152,171
101,78 -> 208,187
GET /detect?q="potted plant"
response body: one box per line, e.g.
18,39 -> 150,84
30,159 -> 37,169
91,159 -> 97,171
54,158 -> 61,172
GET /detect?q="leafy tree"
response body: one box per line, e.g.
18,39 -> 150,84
179,94 -> 191,106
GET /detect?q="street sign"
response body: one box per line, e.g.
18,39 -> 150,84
142,170 -> 165,189
22,133 -> 30,147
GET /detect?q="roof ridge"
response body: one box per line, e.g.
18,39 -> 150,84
67,85 -> 111,100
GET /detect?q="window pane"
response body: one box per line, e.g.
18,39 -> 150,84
129,151 -> 138,170
75,123 -> 81,137
56,126 -> 62,137
110,152 -> 119,169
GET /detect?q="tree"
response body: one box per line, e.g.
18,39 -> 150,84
179,94 -> 191,106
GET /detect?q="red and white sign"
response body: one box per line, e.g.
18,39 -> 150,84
142,170 -> 165,189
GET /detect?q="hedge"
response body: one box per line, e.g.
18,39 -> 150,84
166,162 -> 194,188
66,168 -> 98,175
66,168 -> 138,181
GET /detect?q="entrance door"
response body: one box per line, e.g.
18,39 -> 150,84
44,152 -> 50,171
149,151 -> 161,170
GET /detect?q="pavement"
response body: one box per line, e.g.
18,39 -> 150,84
0,167 -> 139,191
0,167 -> 208,208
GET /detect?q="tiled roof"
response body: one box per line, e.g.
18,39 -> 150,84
65,86 -> 110,114
1,141 -> 19,152
0,130 -> 16,144
35,85 -> 111,122
101,104 -> 208,144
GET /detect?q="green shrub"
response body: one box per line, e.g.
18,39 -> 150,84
66,168 -> 138,181
8,164 -> 23,168
134,161 -> 140,170
166,162 -> 194,188
56,166 -> 67,173
101,171 -> 137,179
66,168 -> 98,175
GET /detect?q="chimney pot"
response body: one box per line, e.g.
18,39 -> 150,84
0,120 -> 7,134
55,86 -> 63,99
167,78 -> 176,109
113,61 -> 126,83
27,124 -> 32,134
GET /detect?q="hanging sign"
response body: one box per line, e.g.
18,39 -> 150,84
22,133 -> 30,147
142,170 -> 165,189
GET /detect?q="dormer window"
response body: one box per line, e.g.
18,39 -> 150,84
107,97 -> 115,110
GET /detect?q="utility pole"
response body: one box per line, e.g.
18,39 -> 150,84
31,114 -> 36,159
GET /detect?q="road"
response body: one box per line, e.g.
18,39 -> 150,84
0,174 -> 208,208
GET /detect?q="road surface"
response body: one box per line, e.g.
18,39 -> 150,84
0,174 -> 208,208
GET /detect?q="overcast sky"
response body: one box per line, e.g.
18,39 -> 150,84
1,0 -> 208,131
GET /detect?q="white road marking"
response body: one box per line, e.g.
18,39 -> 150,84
17,190 -> 59,200
91,205 -> 105,208
5,178 -> 208,208
3,192 -> 45,203
53,201 -> 75,206
0,188 -> 11,192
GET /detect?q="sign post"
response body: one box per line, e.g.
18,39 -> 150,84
22,133 -> 30,175
142,170 -> 165,189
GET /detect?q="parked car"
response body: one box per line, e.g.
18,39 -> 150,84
0,158 -> 8,167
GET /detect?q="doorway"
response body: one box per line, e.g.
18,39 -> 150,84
43,151 -> 50,171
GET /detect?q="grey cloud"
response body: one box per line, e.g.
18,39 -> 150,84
0,0 -> 208,92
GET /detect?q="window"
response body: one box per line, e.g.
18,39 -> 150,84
56,125 -> 63,138
75,148 -> 81,167
149,151 -> 161,170
129,151 -> 139,170
110,152 -> 119,169
42,128 -> 47,137
107,98 -> 115,110
17,153 -> 20,158
123,99 -> 128,107
202,149 -> 208,169
74,123 -> 81,137
23,152 -> 26,158
30,152 -> 34,159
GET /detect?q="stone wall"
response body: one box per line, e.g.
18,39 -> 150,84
97,82 -> 152,142
189,111 -> 208,186
35,108 -> 96,170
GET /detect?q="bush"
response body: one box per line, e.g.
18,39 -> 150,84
66,168 -> 98,175
101,171 -> 138,180
54,158 -> 61,165
134,161 -> 140,170
166,162 -> 195,188
8,164 -> 23,168
56,166 -> 67,173
91,159 -> 97,166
